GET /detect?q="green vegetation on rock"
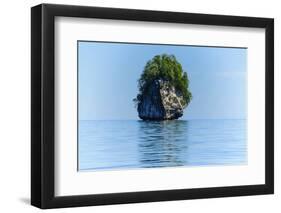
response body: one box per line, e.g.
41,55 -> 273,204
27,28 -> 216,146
135,54 -> 192,107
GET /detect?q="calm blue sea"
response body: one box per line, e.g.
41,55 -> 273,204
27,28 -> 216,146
78,119 -> 247,171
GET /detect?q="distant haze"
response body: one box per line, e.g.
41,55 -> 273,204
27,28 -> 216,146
78,41 -> 247,120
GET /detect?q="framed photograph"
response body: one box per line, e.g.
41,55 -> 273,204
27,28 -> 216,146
31,3 -> 274,209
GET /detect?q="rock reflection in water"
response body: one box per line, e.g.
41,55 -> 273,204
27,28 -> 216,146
137,120 -> 189,168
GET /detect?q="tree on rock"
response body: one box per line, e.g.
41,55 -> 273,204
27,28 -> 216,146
134,54 -> 192,120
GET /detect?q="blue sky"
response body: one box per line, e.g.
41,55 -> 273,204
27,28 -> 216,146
78,41 -> 247,120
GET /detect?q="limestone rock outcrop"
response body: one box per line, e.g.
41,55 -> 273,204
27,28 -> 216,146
137,79 -> 186,120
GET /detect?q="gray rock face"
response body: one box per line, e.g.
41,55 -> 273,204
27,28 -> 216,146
137,79 -> 186,120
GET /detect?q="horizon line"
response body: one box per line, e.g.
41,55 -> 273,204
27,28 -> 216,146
79,118 -> 247,121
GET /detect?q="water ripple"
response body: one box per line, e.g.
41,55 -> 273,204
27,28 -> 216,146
78,119 -> 247,171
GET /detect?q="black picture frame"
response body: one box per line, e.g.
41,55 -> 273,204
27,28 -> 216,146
31,3 -> 274,209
